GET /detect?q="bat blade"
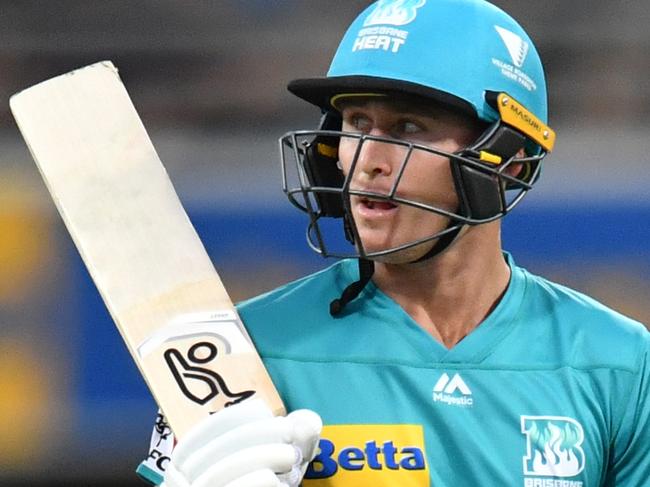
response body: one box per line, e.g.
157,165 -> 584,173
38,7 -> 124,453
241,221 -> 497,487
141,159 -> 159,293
10,61 -> 285,438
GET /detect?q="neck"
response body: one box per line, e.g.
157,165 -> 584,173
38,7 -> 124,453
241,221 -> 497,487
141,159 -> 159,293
372,223 -> 510,349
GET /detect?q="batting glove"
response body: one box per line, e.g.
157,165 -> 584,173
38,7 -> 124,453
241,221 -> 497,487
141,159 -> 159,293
161,399 -> 322,487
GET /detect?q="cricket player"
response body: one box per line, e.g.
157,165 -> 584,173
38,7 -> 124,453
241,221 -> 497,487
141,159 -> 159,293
138,1 -> 650,485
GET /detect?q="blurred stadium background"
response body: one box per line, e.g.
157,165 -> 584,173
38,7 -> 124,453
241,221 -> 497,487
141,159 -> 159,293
0,1 -> 648,485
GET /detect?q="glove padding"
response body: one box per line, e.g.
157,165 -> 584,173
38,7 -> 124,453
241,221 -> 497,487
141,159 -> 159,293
161,399 -> 322,487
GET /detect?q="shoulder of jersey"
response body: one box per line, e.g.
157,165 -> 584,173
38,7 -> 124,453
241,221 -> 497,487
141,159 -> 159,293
238,259 -> 351,314
521,268 -> 649,370
236,259 -> 354,339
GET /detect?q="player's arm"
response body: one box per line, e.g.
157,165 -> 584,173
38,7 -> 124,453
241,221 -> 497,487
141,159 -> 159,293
160,400 -> 322,487
604,331 -> 650,485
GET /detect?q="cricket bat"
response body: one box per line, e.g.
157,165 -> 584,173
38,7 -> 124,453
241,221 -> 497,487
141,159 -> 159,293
10,61 -> 285,439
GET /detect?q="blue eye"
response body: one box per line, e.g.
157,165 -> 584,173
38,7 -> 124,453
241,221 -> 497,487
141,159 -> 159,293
392,120 -> 422,138
401,121 -> 420,134
344,114 -> 371,132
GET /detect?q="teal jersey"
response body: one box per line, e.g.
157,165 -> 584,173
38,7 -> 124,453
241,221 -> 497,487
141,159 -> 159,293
137,255 -> 650,487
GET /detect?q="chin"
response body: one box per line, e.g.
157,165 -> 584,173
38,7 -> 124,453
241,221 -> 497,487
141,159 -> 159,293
360,236 -> 437,264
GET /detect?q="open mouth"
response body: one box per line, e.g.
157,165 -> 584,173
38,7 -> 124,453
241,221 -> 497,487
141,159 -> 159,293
361,197 -> 398,210
355,196 -> 399,218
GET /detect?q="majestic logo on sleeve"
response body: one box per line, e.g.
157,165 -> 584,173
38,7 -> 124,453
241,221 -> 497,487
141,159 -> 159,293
363,0 -> 426,27
521,416 -> 586,485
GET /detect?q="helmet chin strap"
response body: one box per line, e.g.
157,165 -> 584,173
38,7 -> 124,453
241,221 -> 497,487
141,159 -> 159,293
329,218 -> 465,316
411,221 -> 464,263
329,258 -> 375,316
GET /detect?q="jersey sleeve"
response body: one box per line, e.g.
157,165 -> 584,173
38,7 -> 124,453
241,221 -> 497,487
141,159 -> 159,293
135,411 -> 176,486
605,330 -> 650,485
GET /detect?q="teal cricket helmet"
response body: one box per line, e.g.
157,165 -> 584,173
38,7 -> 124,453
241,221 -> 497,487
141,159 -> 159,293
288,0 -> 549,126
281,0 -> 556,314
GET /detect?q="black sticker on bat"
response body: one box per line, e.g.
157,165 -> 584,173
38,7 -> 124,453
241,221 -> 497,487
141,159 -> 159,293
163,341 -> 254,406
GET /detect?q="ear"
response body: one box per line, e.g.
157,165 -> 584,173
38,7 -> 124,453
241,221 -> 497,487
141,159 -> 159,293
504,148 -> 527,178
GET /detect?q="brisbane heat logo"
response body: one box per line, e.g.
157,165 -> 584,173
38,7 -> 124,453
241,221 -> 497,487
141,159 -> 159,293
363,0 -> 427,27
521,416 -> 586,486
353,0 -> 426,54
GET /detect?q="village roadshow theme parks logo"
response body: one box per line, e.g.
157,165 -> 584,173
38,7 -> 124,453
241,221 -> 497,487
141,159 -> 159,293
492,25 -> 537,91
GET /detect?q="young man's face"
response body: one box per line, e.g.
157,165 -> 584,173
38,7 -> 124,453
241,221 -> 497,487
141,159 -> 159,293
337,96 -> 482,263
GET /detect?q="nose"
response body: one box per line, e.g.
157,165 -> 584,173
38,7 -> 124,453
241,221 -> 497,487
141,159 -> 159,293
354,134 -> 394,178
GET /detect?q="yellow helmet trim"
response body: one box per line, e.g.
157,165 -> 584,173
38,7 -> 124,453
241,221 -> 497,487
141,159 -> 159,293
479,151 -> 502,165
496,93 -> 556,152
317,143 -> 338,158
330,93 -> 387,110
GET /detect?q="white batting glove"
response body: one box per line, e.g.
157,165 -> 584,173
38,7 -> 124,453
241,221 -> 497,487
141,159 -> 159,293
161,399 -> 322,487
